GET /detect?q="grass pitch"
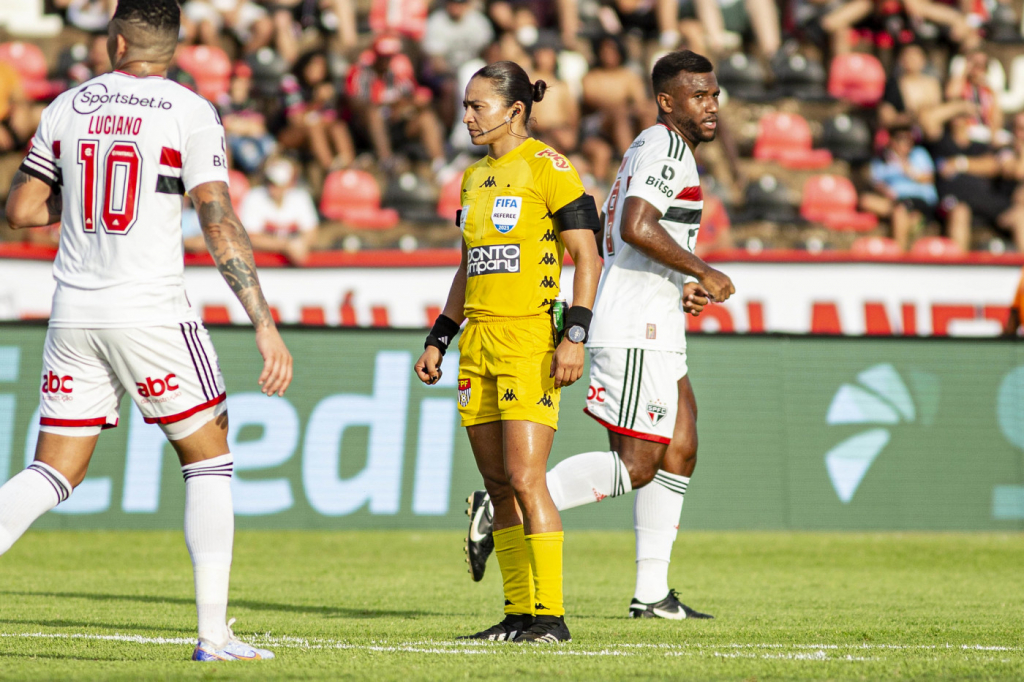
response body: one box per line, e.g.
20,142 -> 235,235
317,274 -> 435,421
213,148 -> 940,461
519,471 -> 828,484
0,531 -> 1022,680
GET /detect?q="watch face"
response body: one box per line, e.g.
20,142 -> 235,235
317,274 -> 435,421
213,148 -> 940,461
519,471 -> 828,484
567,325 -> 586,343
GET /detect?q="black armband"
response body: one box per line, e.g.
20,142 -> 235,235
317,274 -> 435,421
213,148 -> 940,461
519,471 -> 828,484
424,314 -> 461,356
564,305 -> 593,343
552,193 -> 600,232
454,208 -> 462,227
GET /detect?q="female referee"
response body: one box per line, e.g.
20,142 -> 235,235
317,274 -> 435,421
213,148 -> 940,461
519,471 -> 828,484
414,61 -> 601,644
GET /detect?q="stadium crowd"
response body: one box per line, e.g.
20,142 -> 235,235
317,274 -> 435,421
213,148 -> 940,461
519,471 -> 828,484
1,0 -> 1024,258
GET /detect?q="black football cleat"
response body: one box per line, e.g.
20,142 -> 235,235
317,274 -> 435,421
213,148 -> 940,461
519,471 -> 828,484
456,614 -> 533,641
513,615 -> 571,644
629,589 -> 714,620
464,490 -> 494,582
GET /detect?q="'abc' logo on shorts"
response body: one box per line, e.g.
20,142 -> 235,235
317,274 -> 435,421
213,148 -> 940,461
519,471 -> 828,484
136,374 -> 179,398
41,371 -> 73,394
587,385 -> 606,403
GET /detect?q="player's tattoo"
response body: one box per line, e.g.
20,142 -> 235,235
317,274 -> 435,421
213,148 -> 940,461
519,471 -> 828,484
193,181 -> 274,329
9,170 -> 30,192
45,186 -> 62,224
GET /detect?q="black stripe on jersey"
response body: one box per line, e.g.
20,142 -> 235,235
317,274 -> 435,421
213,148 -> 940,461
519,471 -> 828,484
663,207 -> 702,224
668,131 -> 686,162
155,175 -> 185,195
19,160 -> 60,188
26,149 -> 57,171
665,132 -> 677,162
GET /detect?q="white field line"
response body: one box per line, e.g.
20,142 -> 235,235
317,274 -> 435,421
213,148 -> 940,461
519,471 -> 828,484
0,632 -> 1020,662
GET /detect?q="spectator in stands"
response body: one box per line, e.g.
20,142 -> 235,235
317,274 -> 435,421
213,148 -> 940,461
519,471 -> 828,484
922,103 -> 1024,251
487,0 -> 579,50
421,0 -> 495,130
180,197 -> 207,254
878,43 -> 942,130
528,34 -> 579,154
1001,112 -> 1024,183
239,155 -> 320,265
276,0 -> 358,54
946,50 -> 1008,146
675,0 -> 781,60
860,126 -> 938,251
346,33 -> 446,174
580,34 -> 654,181
54,0 -> 114,33
0,62 -> 38,154
818,0 -> 979,56
181,0 -> 275,55
279,49 -> 355,173
219,62 -> 277,173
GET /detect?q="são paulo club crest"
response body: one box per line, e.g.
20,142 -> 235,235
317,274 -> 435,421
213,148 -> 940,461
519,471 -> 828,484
646,399 -> 668,426
458,378 -> 471,407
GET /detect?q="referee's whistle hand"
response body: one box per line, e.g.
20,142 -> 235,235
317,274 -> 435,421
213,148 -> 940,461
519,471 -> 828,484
551,339 -> 585,388
415,347 -> 444,385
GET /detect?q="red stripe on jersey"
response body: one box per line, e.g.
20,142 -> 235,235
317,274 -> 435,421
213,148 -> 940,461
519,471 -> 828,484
52,141 -> 61,159
143,393 -> 226,425
677,186 -> 702,201
160,147 -> 182,168
40,416 -> 117,428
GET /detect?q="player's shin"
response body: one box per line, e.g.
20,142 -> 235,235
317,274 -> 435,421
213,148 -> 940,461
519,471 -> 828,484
182,454 -> 235,648
0,462 -> 71,554
546,451 -> 632,510
493,525 -> 535,616
633,471 -> 688,603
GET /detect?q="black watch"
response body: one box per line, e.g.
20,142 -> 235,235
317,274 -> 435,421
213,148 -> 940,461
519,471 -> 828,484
565,325 -> 586,344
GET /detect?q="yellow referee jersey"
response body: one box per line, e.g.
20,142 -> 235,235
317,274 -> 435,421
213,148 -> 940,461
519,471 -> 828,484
459,138 -> 586,319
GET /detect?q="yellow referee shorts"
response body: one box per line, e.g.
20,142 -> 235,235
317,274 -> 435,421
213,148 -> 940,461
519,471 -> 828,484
456,316 -> 560,430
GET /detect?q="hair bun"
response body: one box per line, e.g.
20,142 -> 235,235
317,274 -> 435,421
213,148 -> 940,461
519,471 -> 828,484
531,80 -> 547,103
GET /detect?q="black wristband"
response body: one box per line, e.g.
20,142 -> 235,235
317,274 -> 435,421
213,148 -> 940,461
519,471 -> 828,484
424,314 -> 461,356
564,305 -> 593,342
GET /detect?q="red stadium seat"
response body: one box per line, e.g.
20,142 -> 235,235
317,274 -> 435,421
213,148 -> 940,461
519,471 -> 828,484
0,41 -> 57,101
800,174 -> 878,231
851,236 -> 902,257
227,170 -> 250,215
320,170 -> 400,229
436,174 -> 462,224
828,53 -> 886,107
175,45 -> 232,101
910,236 -> 964,258
753,112 -> 833,170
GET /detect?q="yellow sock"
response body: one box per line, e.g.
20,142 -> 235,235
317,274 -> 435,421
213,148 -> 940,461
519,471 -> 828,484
525,531 -> 564,617
493,525 -> 535,616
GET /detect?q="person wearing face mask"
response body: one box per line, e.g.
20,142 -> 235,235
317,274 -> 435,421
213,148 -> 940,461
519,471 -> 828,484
414,60 -> 602,644
239,155 -> 320,265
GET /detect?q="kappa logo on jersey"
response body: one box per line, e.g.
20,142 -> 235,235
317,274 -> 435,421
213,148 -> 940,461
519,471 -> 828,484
501,388 -> 517,402
467,244 -> 520,276
41,371 -> 73,394
479,176 -> 497,188
535,147 -> 570,171
540,229 -> 558,242
587,385 -> 607,403
538,253 -> 557,265
646,400 -> 668,426
137,374 -> 180,398
491,196 -> 522,234
72,82 -> 173,115
539,275 -> 557,289
458,378 -> 472,407
536,393 -> 554,408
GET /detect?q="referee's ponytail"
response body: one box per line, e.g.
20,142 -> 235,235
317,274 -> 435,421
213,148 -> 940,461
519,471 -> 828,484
474,61 -> 545,127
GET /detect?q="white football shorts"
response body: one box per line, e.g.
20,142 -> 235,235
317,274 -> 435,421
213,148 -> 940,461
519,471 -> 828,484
39,322 -> 227,440
583,347 -> 688,444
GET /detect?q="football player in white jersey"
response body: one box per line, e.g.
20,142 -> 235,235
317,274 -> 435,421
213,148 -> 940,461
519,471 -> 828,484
3,0 -> 291,661
464,50 -> 734,620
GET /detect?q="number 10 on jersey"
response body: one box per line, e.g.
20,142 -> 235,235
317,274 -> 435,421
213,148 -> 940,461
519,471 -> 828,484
77,139 -> 142,234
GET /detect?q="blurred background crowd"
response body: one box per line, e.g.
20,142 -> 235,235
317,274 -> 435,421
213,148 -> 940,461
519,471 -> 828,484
1,0 -> 1024,261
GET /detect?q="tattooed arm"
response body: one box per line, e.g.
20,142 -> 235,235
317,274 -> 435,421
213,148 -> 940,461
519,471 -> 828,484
5,170 -> 61,229
191,180 -> 294,396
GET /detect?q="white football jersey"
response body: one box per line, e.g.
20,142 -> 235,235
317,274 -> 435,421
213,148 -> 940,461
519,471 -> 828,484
588,124 -> 704,352
21,71 -> 229,328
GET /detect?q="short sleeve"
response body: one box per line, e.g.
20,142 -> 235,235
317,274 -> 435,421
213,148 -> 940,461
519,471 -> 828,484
533,147 -> 586,214
182,103 -> 230,193
19,103 -> 60,189
625,143 -> 696,216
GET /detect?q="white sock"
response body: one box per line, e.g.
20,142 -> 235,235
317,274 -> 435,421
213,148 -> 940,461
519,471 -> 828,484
545,451 -> 632,510
182,454 -> 234,647
634,470 -> 688,603
0,462 -> 72,554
